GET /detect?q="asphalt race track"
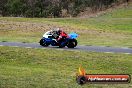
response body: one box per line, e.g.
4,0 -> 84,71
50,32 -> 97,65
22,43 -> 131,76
0,42 -> 132,54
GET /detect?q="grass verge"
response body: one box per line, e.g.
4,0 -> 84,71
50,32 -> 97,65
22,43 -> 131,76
0,46 -> 132,88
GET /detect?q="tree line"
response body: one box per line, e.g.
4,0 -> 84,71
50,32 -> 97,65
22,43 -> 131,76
0,0 -> 129,17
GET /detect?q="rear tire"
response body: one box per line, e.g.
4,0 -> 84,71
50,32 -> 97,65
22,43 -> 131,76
67,39 -> 77,48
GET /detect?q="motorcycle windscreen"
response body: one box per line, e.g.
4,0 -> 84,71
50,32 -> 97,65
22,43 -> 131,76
68,32 -> 78,39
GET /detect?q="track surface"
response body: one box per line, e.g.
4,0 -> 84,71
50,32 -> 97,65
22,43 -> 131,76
0,42 -> 132,54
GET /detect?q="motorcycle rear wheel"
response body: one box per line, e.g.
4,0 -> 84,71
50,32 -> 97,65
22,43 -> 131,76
67,39 -> 77,48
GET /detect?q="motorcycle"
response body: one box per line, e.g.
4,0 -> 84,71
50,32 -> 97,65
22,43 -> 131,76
39,32 -> 78,48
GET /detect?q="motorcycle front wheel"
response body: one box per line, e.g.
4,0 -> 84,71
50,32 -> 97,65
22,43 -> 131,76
39,38 -> 50,47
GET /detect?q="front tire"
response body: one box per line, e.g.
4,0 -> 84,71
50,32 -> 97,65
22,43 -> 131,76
39,39 -> 43,45
39,38 -> 49,47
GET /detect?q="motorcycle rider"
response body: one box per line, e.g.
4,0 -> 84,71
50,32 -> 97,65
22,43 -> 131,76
56,28 -> 69,43
43,28 -> 68,43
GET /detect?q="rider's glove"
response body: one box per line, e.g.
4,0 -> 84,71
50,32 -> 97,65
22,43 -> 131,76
59,36 -> 62,38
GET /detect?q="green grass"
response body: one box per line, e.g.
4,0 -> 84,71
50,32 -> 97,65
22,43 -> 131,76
0,3 -> 132,47
100,3 -> 132,18
0,17 -> 132,47
0,46 -> 132,88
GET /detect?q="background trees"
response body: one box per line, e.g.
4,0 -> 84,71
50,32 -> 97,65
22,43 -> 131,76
0,0 -> 129,17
